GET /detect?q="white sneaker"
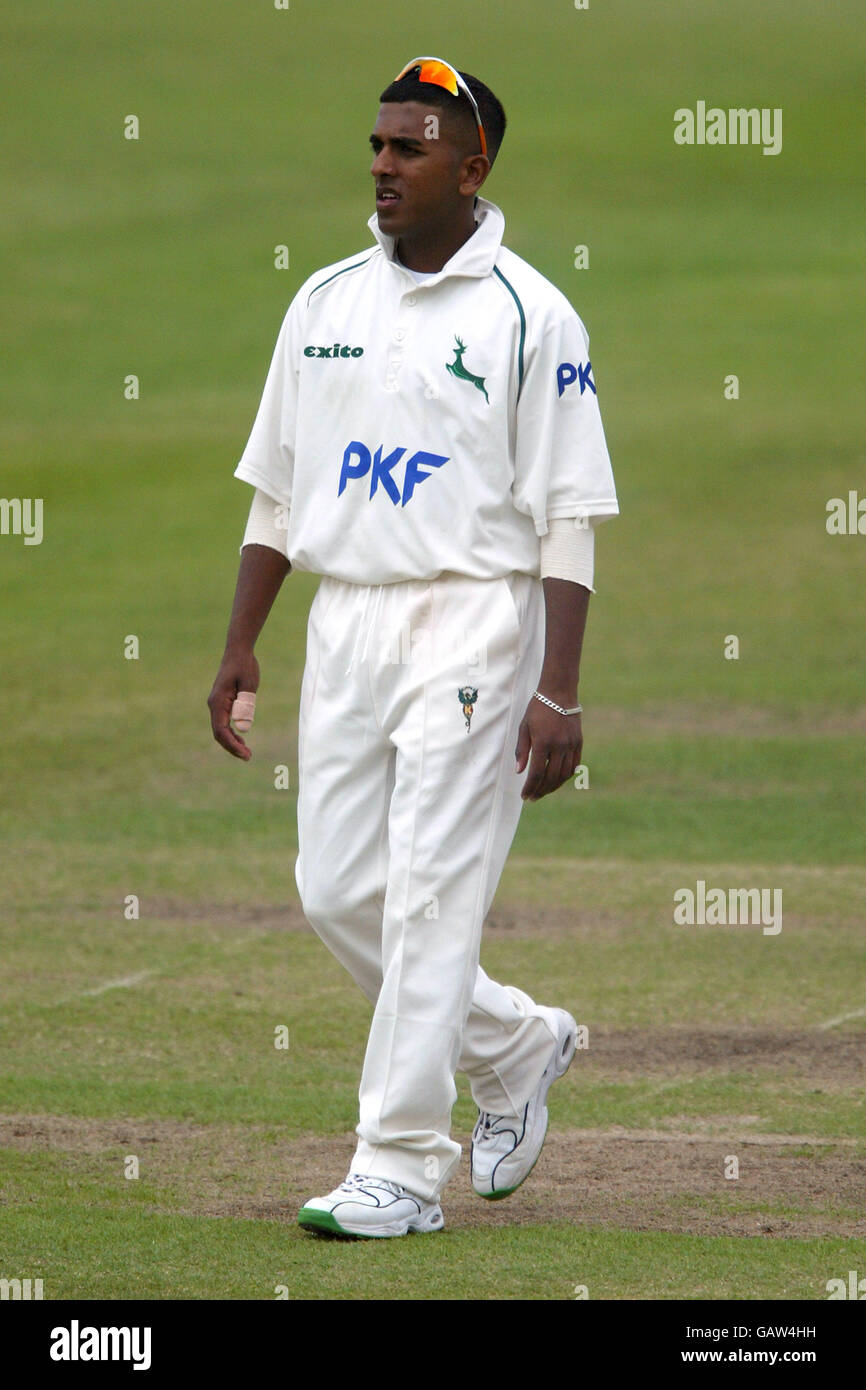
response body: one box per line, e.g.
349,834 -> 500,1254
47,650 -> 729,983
298,1173 -> 445,1239
471,1007 -> 578,1200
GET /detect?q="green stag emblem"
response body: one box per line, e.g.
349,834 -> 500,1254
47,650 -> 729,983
458,685 -> 479,732
446,337 -> 489,403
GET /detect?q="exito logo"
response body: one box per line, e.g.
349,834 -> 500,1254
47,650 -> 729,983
304,343 -> 364,358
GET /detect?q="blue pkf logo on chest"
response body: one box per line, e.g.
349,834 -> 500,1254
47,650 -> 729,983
338,440 -> 450,507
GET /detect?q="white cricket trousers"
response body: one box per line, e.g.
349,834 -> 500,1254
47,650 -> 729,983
294,569 -> 560,1201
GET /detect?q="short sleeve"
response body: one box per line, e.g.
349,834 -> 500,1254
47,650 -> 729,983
233,292 -> 304,509
512,305 -> 619,537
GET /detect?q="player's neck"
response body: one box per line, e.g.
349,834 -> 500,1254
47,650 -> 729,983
396,208 -> 478,273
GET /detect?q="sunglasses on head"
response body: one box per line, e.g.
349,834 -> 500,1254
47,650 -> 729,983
393,56 -> 488,159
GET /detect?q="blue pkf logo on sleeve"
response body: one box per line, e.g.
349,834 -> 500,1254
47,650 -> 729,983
556,361 -> 596,397
338,440 -> 450,507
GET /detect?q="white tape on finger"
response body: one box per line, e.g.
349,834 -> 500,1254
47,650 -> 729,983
231,690 -> 257,732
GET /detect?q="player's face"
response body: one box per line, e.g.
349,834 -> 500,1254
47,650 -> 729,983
369,102 -> 472,237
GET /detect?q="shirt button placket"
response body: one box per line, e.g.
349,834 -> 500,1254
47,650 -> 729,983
385,320 -> 407,391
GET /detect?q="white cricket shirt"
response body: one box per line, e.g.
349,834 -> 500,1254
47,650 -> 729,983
234,197 -> 618,585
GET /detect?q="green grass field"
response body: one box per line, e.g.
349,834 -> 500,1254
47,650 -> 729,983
1,0 -> 864,1301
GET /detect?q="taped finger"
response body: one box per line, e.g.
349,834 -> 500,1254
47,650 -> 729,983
231,690 -> 257,732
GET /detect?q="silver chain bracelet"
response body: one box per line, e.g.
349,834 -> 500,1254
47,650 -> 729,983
532,690 -> 583,717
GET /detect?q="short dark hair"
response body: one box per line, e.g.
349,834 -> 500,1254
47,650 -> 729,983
378,68 -> 507,167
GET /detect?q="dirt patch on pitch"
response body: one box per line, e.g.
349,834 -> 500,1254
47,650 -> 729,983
271,1125 -> 866,1239
128,893 -> 865,947
140,895 -> 625,942
575,1026 -> 866,1087
2,1109 -> 864,1239
142,897 -> 300,930
441,1128 -> 866,1239
140,895 -> 620,942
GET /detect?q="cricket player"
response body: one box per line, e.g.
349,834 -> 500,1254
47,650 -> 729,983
208,57 -> 618,1239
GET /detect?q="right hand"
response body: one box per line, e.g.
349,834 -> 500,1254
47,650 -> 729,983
208,648 -> 260,761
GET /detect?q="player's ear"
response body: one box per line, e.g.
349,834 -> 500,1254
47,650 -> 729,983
458,153 -> 490,198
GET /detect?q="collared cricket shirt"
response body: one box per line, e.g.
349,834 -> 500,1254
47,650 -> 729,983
234,197 -> 618,585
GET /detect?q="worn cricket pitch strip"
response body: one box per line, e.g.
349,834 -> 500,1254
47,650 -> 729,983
3,1017 -> 863,1242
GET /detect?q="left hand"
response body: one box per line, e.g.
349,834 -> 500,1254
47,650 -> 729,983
515,697 -> 583,801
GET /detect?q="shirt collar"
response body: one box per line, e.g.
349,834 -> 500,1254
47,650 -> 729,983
366,197 -> 505,282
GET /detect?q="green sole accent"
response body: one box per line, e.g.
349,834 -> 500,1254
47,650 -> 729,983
298,1207 -> 443,1238
297,1208 -> 371,1239
476,1143 -> 544,1201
